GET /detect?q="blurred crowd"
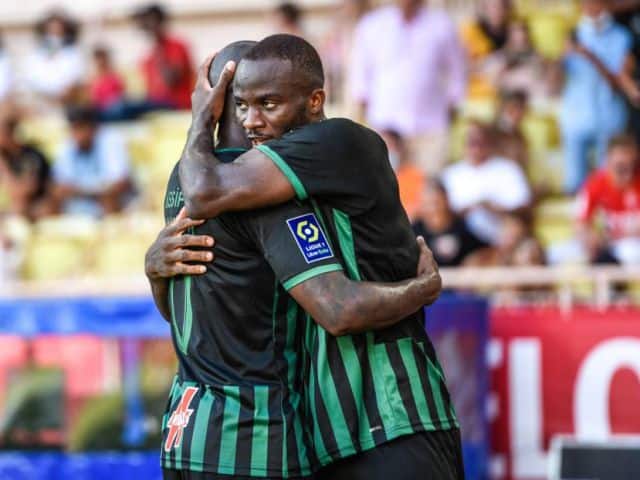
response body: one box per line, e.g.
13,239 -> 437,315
2,0 -> 640,284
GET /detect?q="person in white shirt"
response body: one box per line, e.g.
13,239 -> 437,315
52,106 -> 133,218
23,11 -> 85,103
442,120 -> 532,245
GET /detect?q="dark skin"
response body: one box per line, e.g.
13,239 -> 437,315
150,52 -> 442,333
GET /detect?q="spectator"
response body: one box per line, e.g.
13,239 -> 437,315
577,134 -> 640,265
381,129 -> 423,220
441,120 -> 532,245
321,0 -> 369,104
412,179 -> 488,267
559,0 -> 636,193
349,0 -> 466,175
493,89 -> 529,169
272,2 -> 305,37
134,4 -> 194,110
89,46 -> 125,114
459,0 -> 512,98
52,106 -> 133,218
0,106 -> 53,220
484,19 -> 550,104
24,10 -> 85,105
0,36 -> 12,102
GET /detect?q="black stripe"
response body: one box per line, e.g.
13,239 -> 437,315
325,338 -> 362,452
386,342 -> 421,429
359,337 -> 387,445
165,384 -> 183,470
439,376 -> 458,427
295,312 -> 319,470
234,386 -> 255,472
204,389 -> 226,472
266,387 -> 283,475
411,342 -> 442,429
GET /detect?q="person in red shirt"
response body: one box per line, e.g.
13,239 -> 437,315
134,4 -> 194,110
577,134 -> 640,264
89,46 -> 125,111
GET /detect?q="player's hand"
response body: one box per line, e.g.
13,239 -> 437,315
191,53 -> 236,126
416,236 -> 441,305
416,236 -> 437,277
145,207 -> 215,279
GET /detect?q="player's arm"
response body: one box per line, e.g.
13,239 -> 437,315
144,208 -> 214,321
179,55 -> 294,219
288,237 -> 441,336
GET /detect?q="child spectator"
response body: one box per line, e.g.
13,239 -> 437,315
412,179 -> 488,267
381,129 -> 423,220
89,46 -> 125,113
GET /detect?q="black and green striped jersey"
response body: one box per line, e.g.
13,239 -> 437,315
258,119 -> 459,466
160,149 -> 343,477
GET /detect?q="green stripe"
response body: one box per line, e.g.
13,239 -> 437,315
332,209 -> 361,281
397,339 -> 433,429
335,336 -> 374,445
316,327 -> 356,456
169,279 -> 176,324
256,145 -> 308,200
250,386 -> 270,476
189,389 -> 214,471
173,276 -> 193,355
426,356 -> 452,430
283,264 -> 343,291
218,386 -> 241,475
304,318 -> 330,464
216,147 -> 247,153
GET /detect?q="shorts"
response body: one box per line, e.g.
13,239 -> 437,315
314,429 -> 465,480
162,469 -> 311,480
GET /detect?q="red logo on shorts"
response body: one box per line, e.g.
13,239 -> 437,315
164,386 -> 198,452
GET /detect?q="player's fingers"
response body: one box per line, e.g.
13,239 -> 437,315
212,61 -> 236,94
173,263 -> 208,276
198,53 -> 217,86
171,217 -> 207,235
177,249 -> 214,263
416,235 -> 428,254
176,234 -> 215,248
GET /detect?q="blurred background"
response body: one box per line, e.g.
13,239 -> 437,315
1,0 -> 640,479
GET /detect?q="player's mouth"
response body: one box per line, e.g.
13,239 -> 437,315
248,135 -> 271,146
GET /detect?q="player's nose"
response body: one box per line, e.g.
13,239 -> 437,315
242,107 -> 265,130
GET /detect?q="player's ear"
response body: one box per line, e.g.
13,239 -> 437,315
308,88 -> 325,116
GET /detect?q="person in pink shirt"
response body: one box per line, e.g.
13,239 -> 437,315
89,46 -> 125,111
349,0 -> 466,175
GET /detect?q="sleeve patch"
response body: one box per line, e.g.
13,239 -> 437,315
286,213 -> 334,264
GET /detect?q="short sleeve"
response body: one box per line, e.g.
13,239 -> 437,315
53,143 -> 75,184
99,129 -> 130,184
256,119 -> 382,213
247,201 -> 344,291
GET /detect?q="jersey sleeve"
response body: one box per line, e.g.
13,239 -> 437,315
255,119 -> 379,213
246,201 -> 344,291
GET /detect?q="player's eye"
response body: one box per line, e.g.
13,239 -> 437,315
235,101 -> 248,112
263,100 -> 277,110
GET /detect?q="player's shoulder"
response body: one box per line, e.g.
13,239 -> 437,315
311,117 -> 382,144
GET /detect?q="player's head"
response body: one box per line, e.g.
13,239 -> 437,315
233,34 -> 325,146
208,41 -> 257,149
606,134 -> 638,188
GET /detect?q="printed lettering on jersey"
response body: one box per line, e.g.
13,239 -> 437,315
286,213 -> 334,263
164,386 -> 198,452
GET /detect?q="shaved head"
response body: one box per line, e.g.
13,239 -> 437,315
208,40 -> 257,88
